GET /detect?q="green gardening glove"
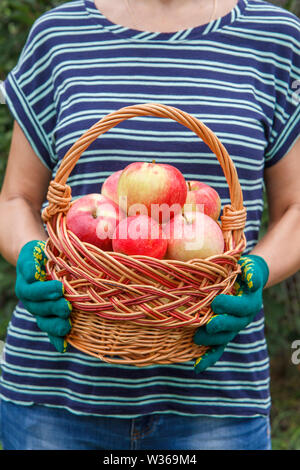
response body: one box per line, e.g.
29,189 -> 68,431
15,240 -> 72,353
193,254 -> 269,374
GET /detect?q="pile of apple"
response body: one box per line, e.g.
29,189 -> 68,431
66,161 -> 224,261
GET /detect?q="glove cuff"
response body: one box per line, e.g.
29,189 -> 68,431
248,254 -> 269,287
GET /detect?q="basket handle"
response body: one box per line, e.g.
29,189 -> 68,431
42,103 -> 246,245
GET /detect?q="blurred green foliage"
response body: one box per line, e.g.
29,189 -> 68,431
0,0 -> 299,450
0,0 -> 63,338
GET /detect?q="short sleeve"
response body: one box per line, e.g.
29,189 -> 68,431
264,18 -> 300,167
3,16 -> 57,170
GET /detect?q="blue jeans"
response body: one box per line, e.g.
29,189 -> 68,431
0,400 -> 271,450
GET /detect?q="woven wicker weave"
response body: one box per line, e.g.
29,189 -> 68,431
42,103 -> 247,366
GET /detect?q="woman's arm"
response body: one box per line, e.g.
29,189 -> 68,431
251,138 -> 300,288
0,120 -> 52,266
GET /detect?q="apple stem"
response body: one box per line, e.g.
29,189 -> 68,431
188,181 -> 192,191
152,159 -> 156,164
183,211 -> 193,225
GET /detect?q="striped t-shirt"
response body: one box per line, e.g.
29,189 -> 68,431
1,0 -> 299,418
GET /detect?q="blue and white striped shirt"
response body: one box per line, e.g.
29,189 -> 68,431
1,0 -> 299,418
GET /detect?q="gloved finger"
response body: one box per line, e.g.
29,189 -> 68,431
22,297 -> 72,318
211,292 -> 262,317
206,313 -> 253,335
48,334 -> 69,353
15,277 -> 65,301
238,256 -> 264,291
19,259 -> 47,283
17,240 -> 47,283
194,345 -> 225,374
36,315 -> 72,337
193,326 -> 236,346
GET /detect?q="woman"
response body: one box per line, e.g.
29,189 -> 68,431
0,0 -> 299,450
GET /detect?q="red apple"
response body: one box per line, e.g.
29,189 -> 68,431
165,211 -> 224,261
112,214 -> 168,259
185,181 -> 221,221
117,161 -> 187,224
101,170 -> 123,204
66,193 -> 124,251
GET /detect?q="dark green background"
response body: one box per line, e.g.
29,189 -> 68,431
0,0 -> 299,450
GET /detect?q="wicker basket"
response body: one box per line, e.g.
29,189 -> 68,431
42,103 -> 247,367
